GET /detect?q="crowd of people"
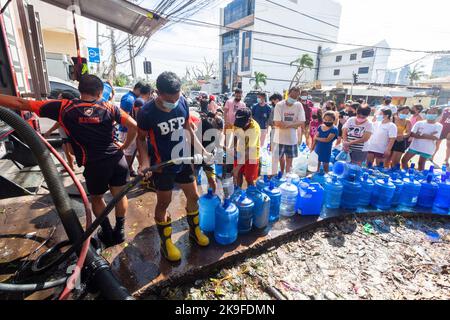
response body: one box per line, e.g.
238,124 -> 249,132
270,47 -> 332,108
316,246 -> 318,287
0,71 -> 449,263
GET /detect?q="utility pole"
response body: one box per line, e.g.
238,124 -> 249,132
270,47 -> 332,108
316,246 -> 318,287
128,35 -> 136,80
145,57 -> 149,82
96,22 -> 100,74
110,28 -> 117,81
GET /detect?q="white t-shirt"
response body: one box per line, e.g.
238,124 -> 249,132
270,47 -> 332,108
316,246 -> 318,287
272,100 -> 306,145
343,117 -> 374,152
409,121 -> 443,155
367,121 -> 398,154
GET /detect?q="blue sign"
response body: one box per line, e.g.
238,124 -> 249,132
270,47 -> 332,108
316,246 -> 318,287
88,47 -> 100,63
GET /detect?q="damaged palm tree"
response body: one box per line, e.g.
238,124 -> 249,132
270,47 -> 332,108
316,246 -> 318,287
289,54 -> 314,89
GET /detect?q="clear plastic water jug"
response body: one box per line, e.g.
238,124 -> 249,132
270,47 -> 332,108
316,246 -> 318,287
279,178 -> 299,217
335,150 -> 351,163
308,151 -> 319,173
286,170 -> 300,186
222,173 -> 234,199
214,199 -> 239,245
199,188 -> 221,233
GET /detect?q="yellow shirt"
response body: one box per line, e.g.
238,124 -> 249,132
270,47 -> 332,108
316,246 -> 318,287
234,119 -> 261,162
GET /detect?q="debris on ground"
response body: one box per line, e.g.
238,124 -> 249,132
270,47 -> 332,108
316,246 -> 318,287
159,215 -> 450,300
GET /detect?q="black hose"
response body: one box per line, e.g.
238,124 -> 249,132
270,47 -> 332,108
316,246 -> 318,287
0,277 -> 68,292
0,107 -> 132,300
31,157 -> 197,274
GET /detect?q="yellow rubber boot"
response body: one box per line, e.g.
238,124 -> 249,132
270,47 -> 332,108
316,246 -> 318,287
156,220 -> 182,262
187,210 -> 210,247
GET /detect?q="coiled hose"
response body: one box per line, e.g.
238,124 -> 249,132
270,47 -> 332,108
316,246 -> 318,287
0,107 -> 132,300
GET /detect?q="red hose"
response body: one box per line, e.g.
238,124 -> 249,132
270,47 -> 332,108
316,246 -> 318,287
36,133 -> 92,300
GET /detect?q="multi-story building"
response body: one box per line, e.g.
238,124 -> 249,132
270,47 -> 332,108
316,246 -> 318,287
431,55 -> 450,78
317,40 -> 391,86
398,65 -> 411,86
219,0 -> 342,94
384,70 -> 398,85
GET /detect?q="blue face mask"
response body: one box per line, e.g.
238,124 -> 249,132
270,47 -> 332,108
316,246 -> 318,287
287,97 -> 297,105
399,114 -> 409,120
377,115 -> 384,122
426,114 -> 438,121
162,99 -> 179,110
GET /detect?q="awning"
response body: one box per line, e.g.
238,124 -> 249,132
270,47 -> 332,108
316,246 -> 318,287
40,0 -> 167,36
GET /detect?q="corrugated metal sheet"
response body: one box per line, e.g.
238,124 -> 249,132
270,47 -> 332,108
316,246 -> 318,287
40,0 -> 166,36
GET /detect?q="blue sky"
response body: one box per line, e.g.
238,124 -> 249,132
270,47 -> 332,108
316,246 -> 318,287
89,0 -> 450,80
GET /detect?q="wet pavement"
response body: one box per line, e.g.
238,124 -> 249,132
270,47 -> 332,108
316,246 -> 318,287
0,168 -> 449,300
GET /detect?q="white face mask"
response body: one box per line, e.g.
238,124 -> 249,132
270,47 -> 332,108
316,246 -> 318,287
287,97 -> 297,105
162,99 -> 179,110
300,96 -> 308,101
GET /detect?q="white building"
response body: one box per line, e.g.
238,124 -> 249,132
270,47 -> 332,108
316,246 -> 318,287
317,40 -> 391,87
219,0 -> 342,94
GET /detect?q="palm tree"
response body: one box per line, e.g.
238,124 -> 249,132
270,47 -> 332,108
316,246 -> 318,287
408,65 -> 426,85
289,54 -> 314,89
249,71 -> 267,90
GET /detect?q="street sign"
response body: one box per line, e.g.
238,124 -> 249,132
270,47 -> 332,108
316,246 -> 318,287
88,47 -> 100,63
144,60 -> 152,74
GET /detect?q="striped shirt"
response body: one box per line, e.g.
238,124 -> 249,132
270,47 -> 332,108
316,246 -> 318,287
343,117 -> 374,152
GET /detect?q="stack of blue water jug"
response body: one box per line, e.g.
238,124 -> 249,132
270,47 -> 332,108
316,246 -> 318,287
199,157 -> 450,246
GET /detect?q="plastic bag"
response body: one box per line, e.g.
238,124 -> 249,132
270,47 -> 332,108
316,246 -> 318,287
335,150 -> 351,163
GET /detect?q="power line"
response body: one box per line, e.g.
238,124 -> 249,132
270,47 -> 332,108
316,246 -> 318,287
166,15 -> 450,54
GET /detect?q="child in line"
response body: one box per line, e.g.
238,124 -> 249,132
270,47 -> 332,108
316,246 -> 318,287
309,108 -> 322,149
366,109 -> 397,167
401,107 -> 443,171
312,111 -> 339,172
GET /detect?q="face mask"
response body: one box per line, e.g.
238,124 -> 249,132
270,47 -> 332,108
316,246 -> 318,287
163,99 -> 179,110
324,122 -> 334,127
300,96 -> 308,101
377,115 -> 384,122
399,114 -> 409,120
426,114 -> 438,121
287,97 -> 297,105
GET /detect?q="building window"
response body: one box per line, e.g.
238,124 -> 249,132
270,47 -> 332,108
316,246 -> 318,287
241,31 -> 252,72
362,49 -> 374,58
222,30 -> 239,46
350,53 -> 357,61
224,0 -> 255,25
336,55 -> 342,62
358,67 -> 369,74
333,69 -> 340,76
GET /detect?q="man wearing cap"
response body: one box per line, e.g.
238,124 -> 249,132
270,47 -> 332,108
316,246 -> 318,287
377,95 -> 398,114
232,108 -> 261,187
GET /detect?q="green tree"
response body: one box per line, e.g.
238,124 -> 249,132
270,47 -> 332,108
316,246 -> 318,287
249,71 -> 268,90
114,72 -> 130,87
408,65 -> 426,85
289,54 -> 314,89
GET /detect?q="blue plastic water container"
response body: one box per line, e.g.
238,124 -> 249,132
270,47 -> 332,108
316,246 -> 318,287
359,173 -> 375,207
390,173 -> 404,207
371,176 -> 396,210
417,175 -> 439,208
246,186 -> 265,227
253,193 -> 271,229
332,161 -> 348,178
324,175 -> 343,209
235,191 -> 254,234
214,199 -> 239,245
340,174 -> 361,210
199,188 -> 221,233
272,171 -> 287,187
256,175 -> 270,191
434,175 -> 450,210
263,181 -> 281,222
101,81 -> 113,102
297,183 -> 324,216
215,164 -> 223,179
399,175 -> 422,207
312,164 -> 327,186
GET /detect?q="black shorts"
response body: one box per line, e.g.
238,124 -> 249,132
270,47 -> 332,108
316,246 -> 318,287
152,164 -> 195,191
392,139 -> 408,153
83,154 -> 129,195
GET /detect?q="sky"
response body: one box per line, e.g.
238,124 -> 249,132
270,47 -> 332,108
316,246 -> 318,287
88,0 -> 450,81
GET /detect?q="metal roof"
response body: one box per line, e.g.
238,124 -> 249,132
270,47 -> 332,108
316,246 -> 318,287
40,0 -> 166,36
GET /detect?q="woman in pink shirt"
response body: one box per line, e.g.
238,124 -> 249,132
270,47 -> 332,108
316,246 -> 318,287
410,104 -> 424,126
223,88 -> 246,129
